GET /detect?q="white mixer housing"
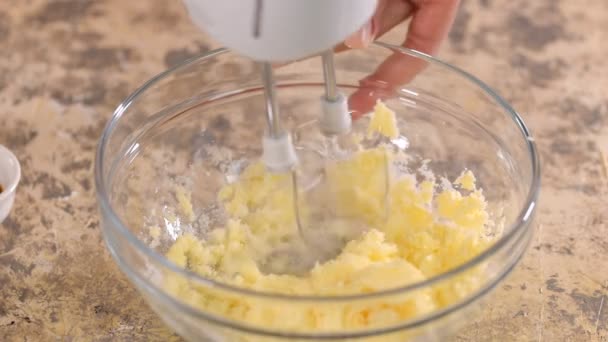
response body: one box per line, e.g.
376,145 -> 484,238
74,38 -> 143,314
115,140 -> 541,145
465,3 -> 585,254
183,0 -> 377,61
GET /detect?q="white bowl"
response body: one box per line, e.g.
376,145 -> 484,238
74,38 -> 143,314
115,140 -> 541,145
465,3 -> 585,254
0,145 -> 20,223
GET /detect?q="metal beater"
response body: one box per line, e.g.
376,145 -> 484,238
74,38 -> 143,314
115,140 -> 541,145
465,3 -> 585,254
182,0 -> 386,274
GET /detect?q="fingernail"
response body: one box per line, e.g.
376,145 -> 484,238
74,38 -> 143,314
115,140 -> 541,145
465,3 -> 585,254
345,20 -> 375,49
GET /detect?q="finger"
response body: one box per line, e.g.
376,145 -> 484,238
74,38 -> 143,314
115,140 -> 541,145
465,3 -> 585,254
349,0 -> 461,117
407,0 -> 461,54
375,0 -> 415,39
366,0 -> 461,85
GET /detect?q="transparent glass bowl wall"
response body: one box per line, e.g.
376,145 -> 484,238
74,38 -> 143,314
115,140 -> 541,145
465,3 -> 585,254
95,43 -> 540,341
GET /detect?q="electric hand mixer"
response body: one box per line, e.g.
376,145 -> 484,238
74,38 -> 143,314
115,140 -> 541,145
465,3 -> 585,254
183,0 -> 390,275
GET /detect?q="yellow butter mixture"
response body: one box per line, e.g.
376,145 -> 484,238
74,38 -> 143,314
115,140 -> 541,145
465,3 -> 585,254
164,101 -> 496,333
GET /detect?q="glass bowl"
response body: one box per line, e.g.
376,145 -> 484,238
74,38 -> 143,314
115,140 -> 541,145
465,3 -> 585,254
95,43 -> 540,341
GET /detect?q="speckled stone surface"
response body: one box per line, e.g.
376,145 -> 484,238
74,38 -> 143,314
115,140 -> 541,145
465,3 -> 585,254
0,0 -> 606,341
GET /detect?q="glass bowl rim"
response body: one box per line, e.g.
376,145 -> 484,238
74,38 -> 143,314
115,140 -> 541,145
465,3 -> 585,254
95,41 -> 540,309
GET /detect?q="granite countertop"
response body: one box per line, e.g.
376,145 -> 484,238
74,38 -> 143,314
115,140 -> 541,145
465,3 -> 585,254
0,0 -> 607,341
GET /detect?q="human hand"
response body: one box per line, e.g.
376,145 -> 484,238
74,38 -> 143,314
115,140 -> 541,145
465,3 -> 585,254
338,0 -> 461,118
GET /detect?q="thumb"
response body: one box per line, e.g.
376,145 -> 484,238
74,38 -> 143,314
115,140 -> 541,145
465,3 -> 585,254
344,20 -> 376,49
343,0 -> 391,49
